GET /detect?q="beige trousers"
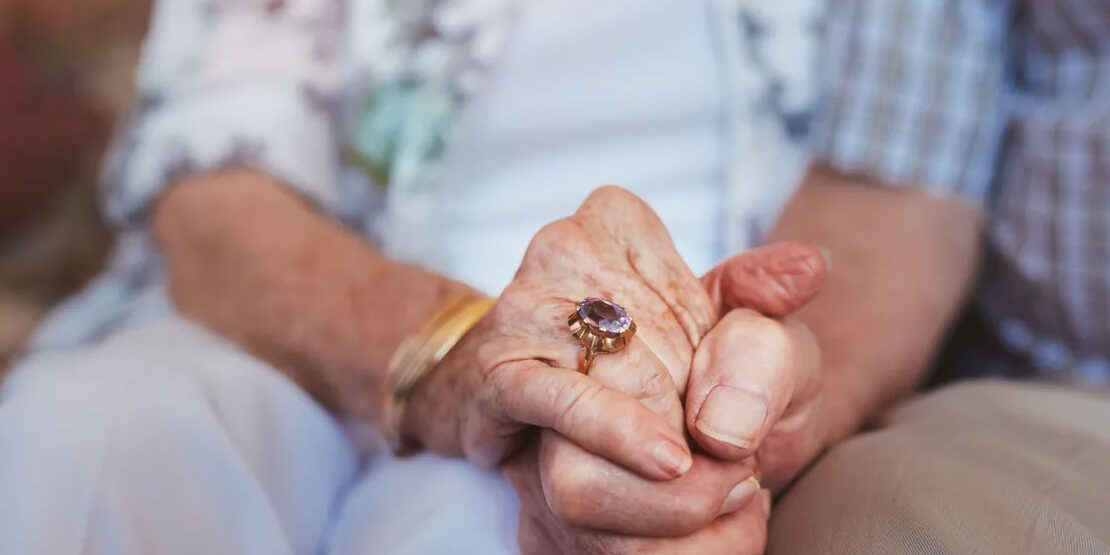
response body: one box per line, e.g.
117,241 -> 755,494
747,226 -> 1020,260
769,381 -> 1110,554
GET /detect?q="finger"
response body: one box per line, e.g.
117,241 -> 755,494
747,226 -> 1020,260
645,494 -> 770,555
685,309 -> 820,459
580,486 -> 770,555
587,337 -> 685,432
701,242 -> 829,317
490,360 -> 692,480
540,430 -> 758,537
504,442 -> 567,555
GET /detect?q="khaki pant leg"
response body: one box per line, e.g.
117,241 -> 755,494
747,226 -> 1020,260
768,380 -> 1110,555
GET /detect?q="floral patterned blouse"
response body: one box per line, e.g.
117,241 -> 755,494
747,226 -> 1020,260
26,0 -> 822,354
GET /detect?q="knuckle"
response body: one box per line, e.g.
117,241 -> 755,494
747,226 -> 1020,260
519,220 -> 586,274
546,490 -> 580,524
551,379 -> 600,431
584,186 -> 654,219
636,364 -> 671,399
719,308 -> 761,339
587,185 -> 637,205
670,492 -> 718,529
635,370 -> 681,418
759,319 -> 793,354
611,399 -> 654,443
478,359 -> 508,399
544,459 -> 594,524
476,360 -> 524,422
580,534 -> 639,555
529,219 -> 581,251
571,532 -> 613,554
740,315 -> 793,369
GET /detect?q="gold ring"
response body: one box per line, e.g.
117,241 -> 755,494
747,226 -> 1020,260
568,297 -> 636,374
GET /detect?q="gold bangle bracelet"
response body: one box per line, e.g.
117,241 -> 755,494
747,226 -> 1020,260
382,296 -> 495,453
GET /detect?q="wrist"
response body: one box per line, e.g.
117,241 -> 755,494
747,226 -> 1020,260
399,315 -> 490,456
353,263 -> 479,373
385,297 -> 494,454
399,356 -> 461,455
817,374 -> 872,447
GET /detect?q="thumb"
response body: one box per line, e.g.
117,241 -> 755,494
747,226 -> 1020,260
701,242 -> 830,317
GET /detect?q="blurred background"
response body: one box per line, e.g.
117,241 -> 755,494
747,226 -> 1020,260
0,0 -> 149,370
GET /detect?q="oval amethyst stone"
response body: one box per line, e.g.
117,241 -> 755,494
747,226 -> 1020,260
578,297 -> 632,334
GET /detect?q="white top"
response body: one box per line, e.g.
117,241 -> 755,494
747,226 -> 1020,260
430,0 -> 726,294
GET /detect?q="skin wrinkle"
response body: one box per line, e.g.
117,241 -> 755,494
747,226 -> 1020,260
591,340 -> 679,421
550,379 -> 605,438
626,335 -> 674,406
494,188 -> 810,549
527,214 -> 696,394
538,431 -> 757,537
704,242 -> 827,317
618,259 -> 702,385
574,188 -> 712,361
624,247 -> 702,353
489,294 -> 580,368
633,359 -> 673,406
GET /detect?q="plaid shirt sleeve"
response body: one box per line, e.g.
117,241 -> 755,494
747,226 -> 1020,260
100,0 -> 346,229
811,0 -> 1014,203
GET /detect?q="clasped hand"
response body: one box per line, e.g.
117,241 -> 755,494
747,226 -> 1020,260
408,187 -> 829,554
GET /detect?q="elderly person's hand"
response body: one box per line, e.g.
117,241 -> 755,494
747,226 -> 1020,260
506,433 -> 771,554
401,183 -> 830,552
502,242 -> 827,554
402,186 -> 722,479
404,185 -> 829,552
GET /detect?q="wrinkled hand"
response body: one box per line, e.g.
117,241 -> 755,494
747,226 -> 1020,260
506,432 -> 771,554
484,186 -> 772,553
405,186 -> 717,480
504,243 -> 827,554
410,186 -> 829,552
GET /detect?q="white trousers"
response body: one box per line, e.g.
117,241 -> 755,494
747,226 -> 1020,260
0,317 -> 519,555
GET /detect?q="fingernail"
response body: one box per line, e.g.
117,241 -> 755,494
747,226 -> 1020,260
653,441 -> 692,477
720,477 -> 760,514
818,245 -> 833,272
694,385 -> 767,450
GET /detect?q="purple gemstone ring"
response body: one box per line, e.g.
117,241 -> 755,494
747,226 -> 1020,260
568,297 -> 637,374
